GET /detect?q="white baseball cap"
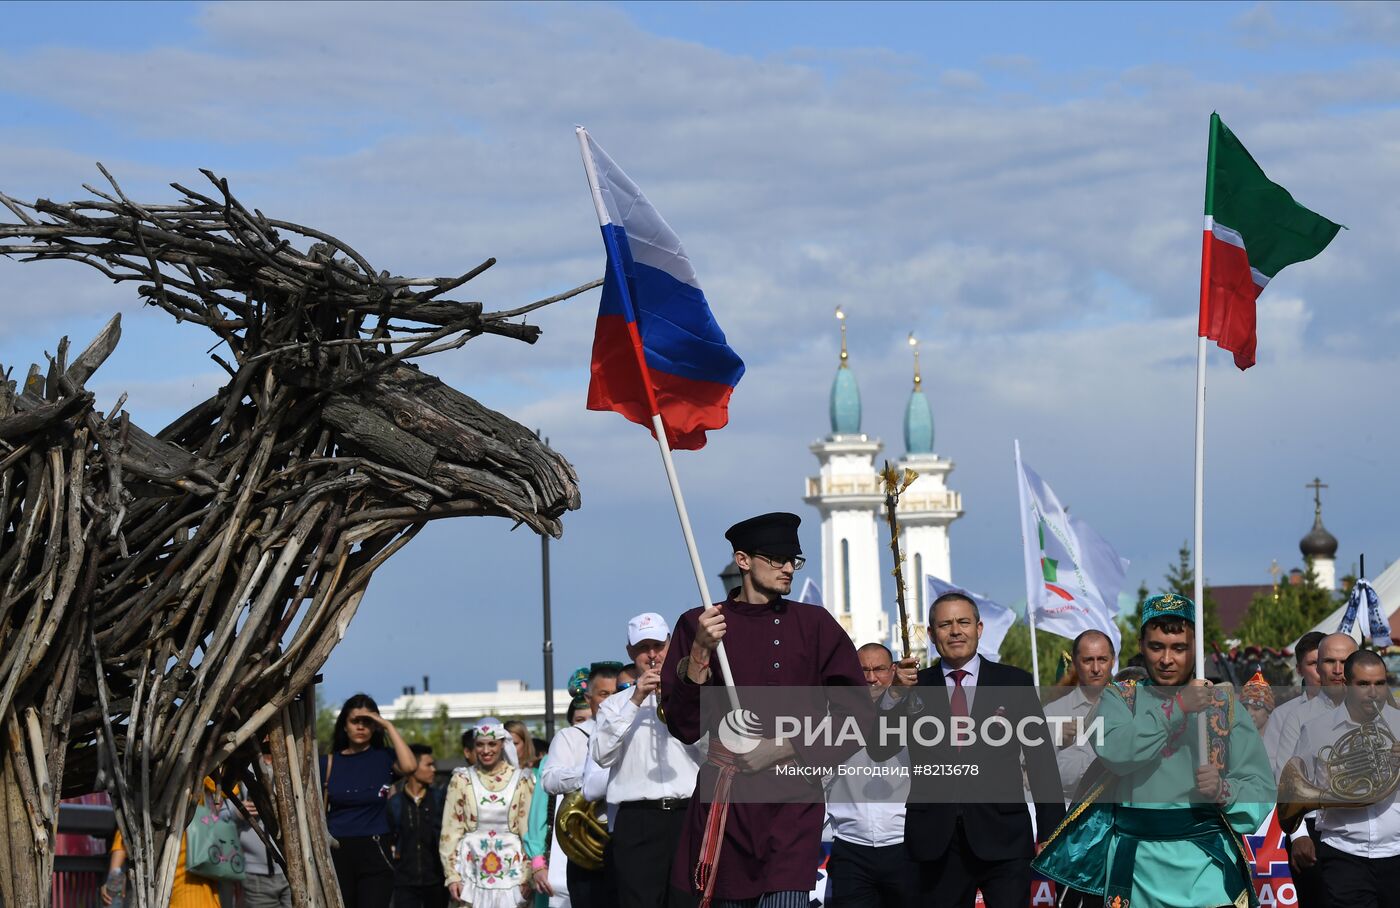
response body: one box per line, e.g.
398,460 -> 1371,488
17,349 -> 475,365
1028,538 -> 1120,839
627,612 -> 671,646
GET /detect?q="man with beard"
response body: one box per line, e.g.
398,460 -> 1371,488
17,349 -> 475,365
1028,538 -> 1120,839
1033,594 -> 1275,908
661,512 -> 867,908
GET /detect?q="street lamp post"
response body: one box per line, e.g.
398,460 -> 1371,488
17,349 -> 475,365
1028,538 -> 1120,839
539,431 -> 556,741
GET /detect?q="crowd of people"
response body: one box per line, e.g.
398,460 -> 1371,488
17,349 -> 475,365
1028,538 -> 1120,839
101,510 -> 1398,908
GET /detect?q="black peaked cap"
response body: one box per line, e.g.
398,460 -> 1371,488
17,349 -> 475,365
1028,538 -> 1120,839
725,512 -> 802,558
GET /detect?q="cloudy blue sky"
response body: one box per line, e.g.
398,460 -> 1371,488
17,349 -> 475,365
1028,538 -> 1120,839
4,1 -> 1398,706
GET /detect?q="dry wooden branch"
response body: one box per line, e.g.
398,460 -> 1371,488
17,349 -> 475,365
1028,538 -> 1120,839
0,168 -> 592,907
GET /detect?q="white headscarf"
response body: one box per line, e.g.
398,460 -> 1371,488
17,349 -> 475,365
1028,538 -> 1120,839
473,718 -> 519,768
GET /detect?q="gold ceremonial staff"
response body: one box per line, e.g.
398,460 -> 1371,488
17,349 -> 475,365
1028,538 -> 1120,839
880,460 -> 918,659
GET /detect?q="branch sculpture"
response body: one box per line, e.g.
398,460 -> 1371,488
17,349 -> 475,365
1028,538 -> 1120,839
0,168 -> 599,907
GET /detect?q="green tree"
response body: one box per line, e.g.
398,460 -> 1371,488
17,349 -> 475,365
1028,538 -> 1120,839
1133,580 -> 1149,627
316,690 -> 338,753
1162,542 -> 1224,647
996,618 -> 1071,687
1234,560 -> 1339,648
1118,616 -> 1140,663
996,614 -> 1140,686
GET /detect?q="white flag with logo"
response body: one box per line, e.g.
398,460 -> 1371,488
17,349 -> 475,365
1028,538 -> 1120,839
926,575 -> 1017,661
1015,441 -> 1127,652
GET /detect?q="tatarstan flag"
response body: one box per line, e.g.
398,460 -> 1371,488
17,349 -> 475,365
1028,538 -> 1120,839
1200,112 -> 1342,370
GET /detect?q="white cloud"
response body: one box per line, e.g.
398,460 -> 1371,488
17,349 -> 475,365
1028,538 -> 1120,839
2,2 -> 1398,699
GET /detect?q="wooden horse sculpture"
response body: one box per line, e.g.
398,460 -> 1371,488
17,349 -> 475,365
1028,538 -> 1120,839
0,168 -> 597,907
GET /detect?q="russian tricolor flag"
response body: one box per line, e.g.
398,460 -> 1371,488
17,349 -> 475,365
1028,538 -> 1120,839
578,128 -> 745,451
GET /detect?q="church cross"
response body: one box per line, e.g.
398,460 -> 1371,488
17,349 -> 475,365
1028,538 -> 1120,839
1306,477 -> 1327,515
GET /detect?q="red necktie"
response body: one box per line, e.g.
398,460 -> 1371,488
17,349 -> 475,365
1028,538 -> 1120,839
949,669 -> 969,719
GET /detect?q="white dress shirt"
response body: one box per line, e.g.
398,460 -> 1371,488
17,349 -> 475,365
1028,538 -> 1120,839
540,721 -> 595,899
1263,689 -> 1317,777
1279,695 -> 1346,830
579,751 -> 617,830
541,718 -> 594,795
1042,685 -> 1103,800
589,688 -> 702,804
1292,703 -> 1400,858
826,740 -> 910,848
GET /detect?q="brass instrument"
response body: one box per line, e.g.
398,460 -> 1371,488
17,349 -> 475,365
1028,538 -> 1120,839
1278,705 -> 1400,834
555,790 -> 609,870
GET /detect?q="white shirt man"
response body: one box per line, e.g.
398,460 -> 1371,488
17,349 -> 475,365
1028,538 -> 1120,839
825,642 -> 916,906
1269,631 -> 1358,902
586,612 -> 702,908
542,665 -> 620,908
1042,630 -> 1115,801
1262,631 -> 1325,776
1286,650 -> 1400,903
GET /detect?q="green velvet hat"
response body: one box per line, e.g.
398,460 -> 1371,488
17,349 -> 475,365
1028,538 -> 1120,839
1140,592 -> 1195,629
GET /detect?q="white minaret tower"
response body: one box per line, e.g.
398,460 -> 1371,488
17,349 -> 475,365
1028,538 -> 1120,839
804,308 -> 887,647
893,335 -> 963,663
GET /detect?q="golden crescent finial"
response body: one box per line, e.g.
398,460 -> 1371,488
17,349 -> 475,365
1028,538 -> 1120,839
908,333 -> 921,389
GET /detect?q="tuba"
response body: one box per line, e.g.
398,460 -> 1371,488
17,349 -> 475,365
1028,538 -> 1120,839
555,791 -> 608,870
1278,704 -> 1400,834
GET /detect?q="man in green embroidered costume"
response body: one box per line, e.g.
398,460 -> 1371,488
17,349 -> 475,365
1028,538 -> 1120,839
1032,594 -> 1276,908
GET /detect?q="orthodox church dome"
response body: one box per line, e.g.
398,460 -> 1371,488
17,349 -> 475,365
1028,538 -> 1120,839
1299,515 -> 1338,559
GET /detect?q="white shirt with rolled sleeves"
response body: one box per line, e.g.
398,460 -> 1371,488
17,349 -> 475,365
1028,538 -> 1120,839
588,688 -> 701,806
1042,685 -> 1103,800
1291,702 -> 1400,859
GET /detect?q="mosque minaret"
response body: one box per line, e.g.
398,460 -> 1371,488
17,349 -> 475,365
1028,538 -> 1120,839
891,334 -> 963,661
803,308 -> 888,646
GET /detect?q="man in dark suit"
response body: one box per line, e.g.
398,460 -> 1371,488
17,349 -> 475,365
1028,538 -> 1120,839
869,590 -> 1065,908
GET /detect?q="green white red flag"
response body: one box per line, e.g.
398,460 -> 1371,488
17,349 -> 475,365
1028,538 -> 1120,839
1199,112 -> 1342,370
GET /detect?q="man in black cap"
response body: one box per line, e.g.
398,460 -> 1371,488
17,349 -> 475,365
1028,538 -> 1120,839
661,512 -> 868,908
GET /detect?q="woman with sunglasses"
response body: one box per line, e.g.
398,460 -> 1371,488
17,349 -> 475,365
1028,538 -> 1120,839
321,693 -> 418,908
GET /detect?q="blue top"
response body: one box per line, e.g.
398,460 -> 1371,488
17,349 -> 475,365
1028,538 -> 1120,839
321,748 -> 397,838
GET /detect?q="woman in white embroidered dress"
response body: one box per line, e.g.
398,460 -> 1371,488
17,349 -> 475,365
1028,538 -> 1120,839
440,720 -> 538,907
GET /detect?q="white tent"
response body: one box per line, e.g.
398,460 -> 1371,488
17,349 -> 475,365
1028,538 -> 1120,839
1293,557 -> 1400,647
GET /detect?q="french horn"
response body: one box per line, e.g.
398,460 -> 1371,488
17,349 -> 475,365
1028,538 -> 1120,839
555,790 -> 609,870
1278,703 -> 1400,834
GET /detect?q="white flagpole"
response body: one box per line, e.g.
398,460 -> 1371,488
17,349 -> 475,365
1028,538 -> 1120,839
576,127 -> 740,711
1014,440 -> 1041,688
1193,332 -> 1209,759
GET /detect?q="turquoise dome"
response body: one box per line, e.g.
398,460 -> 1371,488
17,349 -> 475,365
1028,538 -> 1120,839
904,389 -> 934,454
829,366 -> 861,434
